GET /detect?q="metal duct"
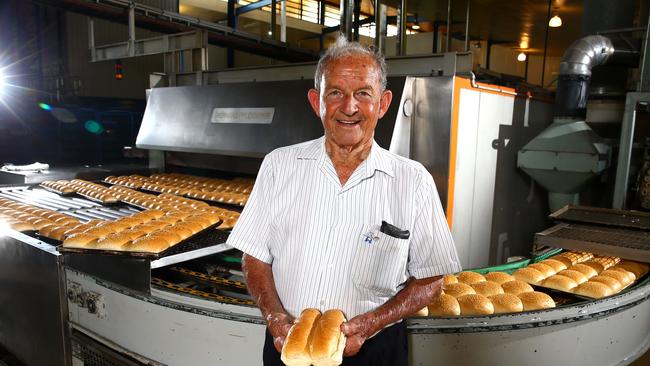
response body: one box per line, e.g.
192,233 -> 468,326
554,35 -> 615,119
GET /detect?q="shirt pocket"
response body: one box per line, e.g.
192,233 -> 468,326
351,226 -> 410,297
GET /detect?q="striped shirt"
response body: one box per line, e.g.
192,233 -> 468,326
227,136 -> 461,319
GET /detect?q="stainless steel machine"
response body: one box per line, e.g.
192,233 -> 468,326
1,53 -> 649,366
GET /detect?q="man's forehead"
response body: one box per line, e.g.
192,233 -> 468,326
321,55 -> 381,86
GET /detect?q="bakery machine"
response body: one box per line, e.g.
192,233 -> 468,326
62,56 -> 648,366
2,52 -> 648,366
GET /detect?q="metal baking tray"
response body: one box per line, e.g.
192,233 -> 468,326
57,220 -> 224,259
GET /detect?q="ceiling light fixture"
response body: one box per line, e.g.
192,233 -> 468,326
412,13 -> 420,30
517,52 -> 527,62
549,15 -> 562,27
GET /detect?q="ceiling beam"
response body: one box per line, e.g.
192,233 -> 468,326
28,0 -> 318,62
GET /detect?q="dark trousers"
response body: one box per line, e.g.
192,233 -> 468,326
263,321 -> 407,366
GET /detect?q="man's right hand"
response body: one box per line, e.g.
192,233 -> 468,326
266,311 -> 295,353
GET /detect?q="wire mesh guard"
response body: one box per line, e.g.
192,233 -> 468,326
535,223 -> 650,262
72,332 -> 145,366
550,205 -> 650,230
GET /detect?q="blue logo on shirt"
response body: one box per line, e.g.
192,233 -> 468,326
362,231 -> 375,245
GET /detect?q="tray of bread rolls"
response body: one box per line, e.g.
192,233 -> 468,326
57,208 -> 224,259
427,270 -> 557,317
102,172 -> 252,207
106,185 -> 241,230
511,251 -> 649,300
39,180 -> 76,196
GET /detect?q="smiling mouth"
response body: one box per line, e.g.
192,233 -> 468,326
337,119 -> 361,125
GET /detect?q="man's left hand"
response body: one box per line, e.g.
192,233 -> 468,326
340,313 -> 376,357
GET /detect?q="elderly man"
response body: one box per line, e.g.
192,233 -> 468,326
226,36 -> 461,366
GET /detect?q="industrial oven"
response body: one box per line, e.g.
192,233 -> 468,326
1,55 -> 649,366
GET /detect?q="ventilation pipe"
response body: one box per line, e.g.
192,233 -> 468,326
554,35 -> 615,120
518,35 -> 617,212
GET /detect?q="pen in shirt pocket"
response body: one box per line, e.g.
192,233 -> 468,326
380,220 -> 410,239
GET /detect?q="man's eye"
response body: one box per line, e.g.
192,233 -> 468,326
327,90 -> 343,98
356,91 -> 372,99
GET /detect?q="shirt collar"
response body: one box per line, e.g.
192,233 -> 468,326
297,136 -> 394,178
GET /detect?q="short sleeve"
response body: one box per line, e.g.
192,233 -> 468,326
407,169 -> 462,279
225,154 -> 275,264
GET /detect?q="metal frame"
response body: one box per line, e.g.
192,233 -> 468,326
65,266 -> 650,366
168,53 -> 473,86
613,92 -> 650,209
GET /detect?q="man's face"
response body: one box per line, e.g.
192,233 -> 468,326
308,54 -> 392,150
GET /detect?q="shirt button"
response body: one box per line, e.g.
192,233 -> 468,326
320,300 -> 325,305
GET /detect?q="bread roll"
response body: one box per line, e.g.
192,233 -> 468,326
457,294 -> 494,315
528,263 -> 556,277
32,219 -> 54,230
542,275 -> 578,292
600,269 -> 634,287
281,308 -> 321,366
175,221 -> 203,235
120,228 -> 147,241
129,236 -> 169,253
457,271 -> 486,285
63,233 -> 99,248
169,224 -> 193,240
484,272 -> 515,285
557,269 -> 588,284
589,275 -> 623,293
443,282 -> 476,298
309,309 -> 346,366
580,261 -> 605,274
428,294 -> 461,317
518,291 -> 555,311
512,268 -> 545,285
574,281 -> 613,299
411,307 -> 429,317
84,226 -> 114,237
96,233 -> 132,250
608,266 -> 638,281
142,209 -> 165,219
49,226 -> 72,241
489,293 -> 523,314
551,255 -> 574,268
10,222 -> 34,232
471,281 -> 504,297
442,274 -> 458,285
39,224 -> 58,237
614,261 -> 649,278
570,264 -> 599,278
539,259 -> 568,272
153,229 -> 183,245
501,280 -> 533,296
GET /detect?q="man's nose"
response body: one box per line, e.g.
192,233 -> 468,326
341,93 -> 359,115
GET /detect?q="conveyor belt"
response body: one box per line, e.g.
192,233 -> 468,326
151,277 -> 254,306
169,267 -> 248,294
0,186 -> 140,221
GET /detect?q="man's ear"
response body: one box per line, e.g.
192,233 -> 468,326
307,88 -> 321,117
378,90 -> 393,119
